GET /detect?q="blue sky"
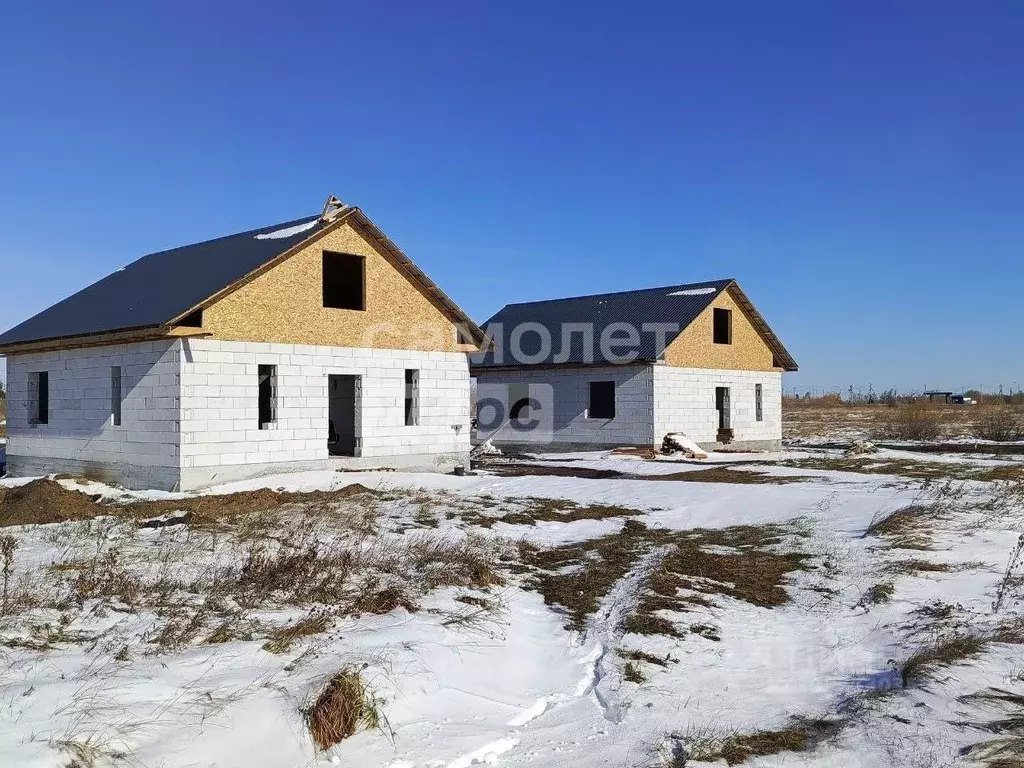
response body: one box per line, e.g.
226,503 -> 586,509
1,1 -> 1022,393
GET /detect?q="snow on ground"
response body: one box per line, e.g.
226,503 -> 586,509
2,449 -> 1024,767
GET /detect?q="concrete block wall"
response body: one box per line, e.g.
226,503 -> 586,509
652,366 -> 782,449
474,365 -> 654,447
179,339 -> 471,481
4,341 -> 183,487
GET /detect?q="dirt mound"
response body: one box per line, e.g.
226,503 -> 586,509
126,483 -> 377,522
0,479 -> 108,527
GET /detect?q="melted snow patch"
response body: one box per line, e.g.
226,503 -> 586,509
667,287 -> 716,296
254,219 -> 318,240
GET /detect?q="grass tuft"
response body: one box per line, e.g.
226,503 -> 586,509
305,668 -> 381,749
683,718 -> 845,765
866,505 -> 942,550
863,582 -> 895,605
263,612 -> 332,654
900,633 -> 989,688
622,661 -> 645,684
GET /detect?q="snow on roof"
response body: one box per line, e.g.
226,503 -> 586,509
254,218 -> 319,240
667,287 -> 716,296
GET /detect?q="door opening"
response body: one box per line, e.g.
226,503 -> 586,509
715,386 -> 733,443
328,374 -> 359,457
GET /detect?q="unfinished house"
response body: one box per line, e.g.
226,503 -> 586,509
0,197 -> 484,490
471,280 -> 797,452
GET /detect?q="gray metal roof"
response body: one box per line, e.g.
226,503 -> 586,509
0,215 -> 328,347
471,279 -> 735,368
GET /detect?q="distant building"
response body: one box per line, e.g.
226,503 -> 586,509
471,280 -> 797,452
924,391 -> 976,406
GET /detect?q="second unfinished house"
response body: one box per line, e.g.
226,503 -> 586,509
471,280 -> 797,452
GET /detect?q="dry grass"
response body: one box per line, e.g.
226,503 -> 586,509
644,467 -> 810,485
778,455 -> 1024,483
866,504 -> 944,549
877,402 -> 945,441
71,550 -> 139,605
784,399 -> 1024,442
973,407 -> 1024,442
885,558 -> 955,576
442,593 -> 505,630
619,648 -> 677,668
492,498 -> 642,527
7,494 -> 514,658
263,611 -> 333,654
994,534 -> 1024,614
222,530 -> 504,610
685,718 -> 845,765
522,520 -> 652,632
1,535 -> 17,614
960,688 -> 1024,766
524,519 -> 811,635
305,668 -> 382,749
622,661 -> 645,684
862,582 -> 895,605
900,633 -> 990,687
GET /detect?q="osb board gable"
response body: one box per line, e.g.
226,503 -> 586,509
200,222 -> 463,351
663,287 -> 781,372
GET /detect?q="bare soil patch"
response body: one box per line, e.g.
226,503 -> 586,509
648,467 -> 809,485
778,456 -> 1024,483
0,479 -> 106,527
125,483 -> 377,527
0,479 -> 380,530
479,460 -> 810,485
491,498 -> 642,527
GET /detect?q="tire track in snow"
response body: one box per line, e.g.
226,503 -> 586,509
447,545 -> 673,766
577,544 -> 674,724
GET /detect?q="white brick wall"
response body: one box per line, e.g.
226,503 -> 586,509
474,364 -> 782,450
179,339 -> 471,470
5,341 -> 183,473
652,366 -> 782,447
5,338 -> 472,488
474,366 -> 655,446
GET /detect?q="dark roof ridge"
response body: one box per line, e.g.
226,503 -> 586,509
498,278 -> 734,308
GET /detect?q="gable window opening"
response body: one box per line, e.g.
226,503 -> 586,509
405,369 -> 419,426
178,308 -> 203,328
589,380 -> 616,419
322,251 -> 366,310
713,308 -> 732,345
111,366 -> 122,427
29,371 -> 49,425
755,383 -> 763,422
258,365 -> 277,430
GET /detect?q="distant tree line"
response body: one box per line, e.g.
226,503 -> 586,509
785,386 -> 1024,406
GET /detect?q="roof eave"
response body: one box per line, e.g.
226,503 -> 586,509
724,281 -> 798,372
0,324 -> 210,356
